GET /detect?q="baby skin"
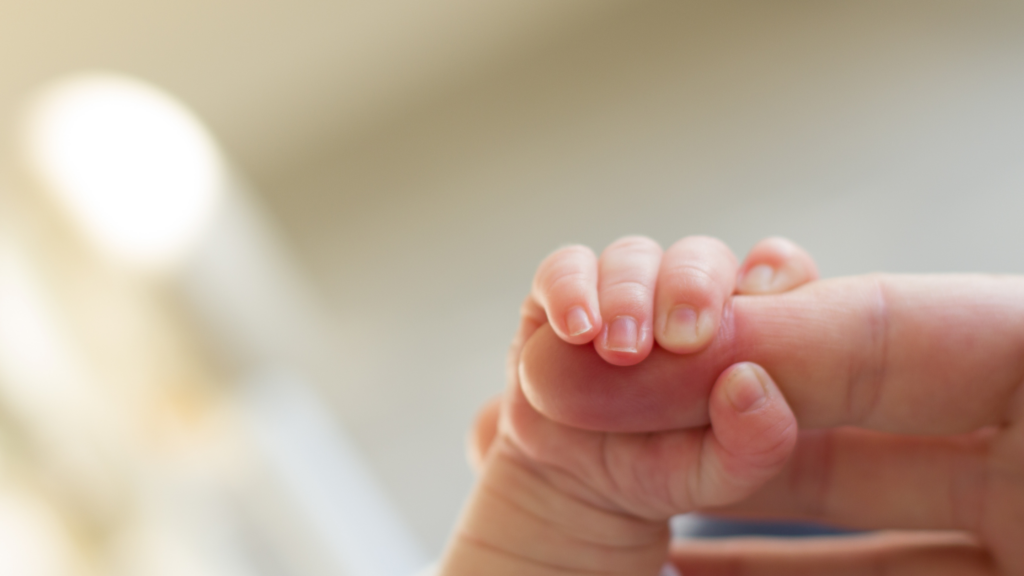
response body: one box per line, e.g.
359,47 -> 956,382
437,236 -> 820,575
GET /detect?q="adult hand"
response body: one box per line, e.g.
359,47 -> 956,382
520,274 -> 1024,574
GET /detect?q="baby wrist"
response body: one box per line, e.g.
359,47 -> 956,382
438,441 -> 669,575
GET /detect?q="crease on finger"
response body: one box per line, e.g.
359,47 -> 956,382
846,274 -> 891,428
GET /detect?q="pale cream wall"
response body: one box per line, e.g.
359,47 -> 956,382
262,0 -> 1024,553
0,0 -> 625,194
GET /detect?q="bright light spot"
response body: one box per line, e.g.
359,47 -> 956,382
25,73 -> 225,269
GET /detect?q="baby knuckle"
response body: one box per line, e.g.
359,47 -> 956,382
606,235 -> 661,256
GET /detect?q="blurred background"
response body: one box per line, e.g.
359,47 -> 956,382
2,1 -> 1024,574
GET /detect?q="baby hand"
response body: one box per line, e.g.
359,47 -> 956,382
525,235 -> 818,364
440,236 -> 817,576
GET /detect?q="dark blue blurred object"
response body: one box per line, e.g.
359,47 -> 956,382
676,515 -> 861,538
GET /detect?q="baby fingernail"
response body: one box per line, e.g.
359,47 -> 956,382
725,363 -> 769,413
661,306 -> 712,350
739,264 -> 776,293
565,306 -> 593,337
605,315 -> 639,352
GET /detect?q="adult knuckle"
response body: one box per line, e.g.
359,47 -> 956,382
847,273 -> 891,426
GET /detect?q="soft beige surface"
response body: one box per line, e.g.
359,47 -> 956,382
264,1 -> 1024,551
0,0 -> 624,186
5,0 -> 1024,556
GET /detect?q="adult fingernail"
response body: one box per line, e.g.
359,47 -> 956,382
738,263 -> 776,293
724,363 -> 769,413
605,315 -> 639,352
565,306 -> 593,337
661,305 -> 712,350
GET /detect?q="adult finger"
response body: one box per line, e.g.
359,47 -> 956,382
530,245 -> 601,344
736,236 -> 818,295
519,275 -> 1024,433
654,236 -> 738,354
708,427 -> 993,532
669,532 -> 994,576
594,236 -> 663,365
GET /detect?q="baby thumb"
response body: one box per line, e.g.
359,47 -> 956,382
691,362 -> 797,508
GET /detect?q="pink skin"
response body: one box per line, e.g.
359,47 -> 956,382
521,275 -> 1024,434
479,234 -> 1024,573
735,235 -> 820,295
442,236 -> 820,575
517,235 -> 820,431
521,274 -> 1024,575
529,235 -> 817,366
595,236 -> 662,364
443,359 -> 801,576
499,360 -> 798,517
